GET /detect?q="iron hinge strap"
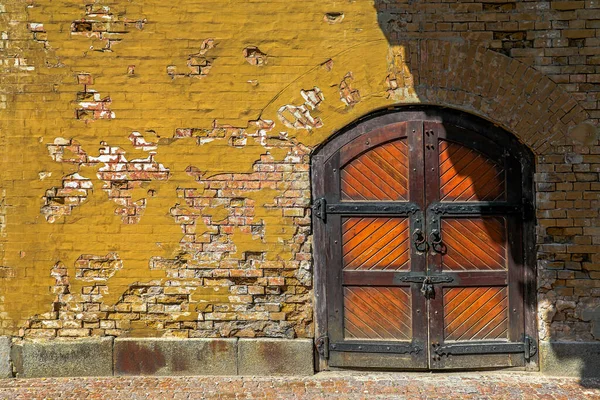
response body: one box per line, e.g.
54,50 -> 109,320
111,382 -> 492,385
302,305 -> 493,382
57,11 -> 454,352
329,342 -> 422,355
433,335 -> 537,360
313,198 -> 421,223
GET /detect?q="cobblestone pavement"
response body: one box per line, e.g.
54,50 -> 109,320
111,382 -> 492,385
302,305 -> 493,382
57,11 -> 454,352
0,372 -> 598,399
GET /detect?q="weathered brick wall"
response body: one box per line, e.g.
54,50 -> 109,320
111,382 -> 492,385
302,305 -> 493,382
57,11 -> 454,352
0,0 -> 598,343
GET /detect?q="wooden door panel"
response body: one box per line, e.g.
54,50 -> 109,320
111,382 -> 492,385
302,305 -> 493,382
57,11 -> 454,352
344,286 -> 412,340
443,287 -> 508,341
439,140 -> 506,202
342,217 -> 410,271
341,139 -> 409,201
441,217 -> 507,271
425,120 -> 527,370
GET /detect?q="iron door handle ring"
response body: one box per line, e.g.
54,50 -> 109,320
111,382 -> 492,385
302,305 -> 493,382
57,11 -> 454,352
429,229 -> 443,252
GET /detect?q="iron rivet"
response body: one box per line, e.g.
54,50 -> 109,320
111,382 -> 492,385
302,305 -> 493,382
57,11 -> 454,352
354,207 -> 358,210
334,240 -> 338,244
333,169 -> 337,172
358,346 -> 363,350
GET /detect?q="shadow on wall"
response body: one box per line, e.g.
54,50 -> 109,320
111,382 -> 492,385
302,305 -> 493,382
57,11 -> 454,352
371,0 -> 600,385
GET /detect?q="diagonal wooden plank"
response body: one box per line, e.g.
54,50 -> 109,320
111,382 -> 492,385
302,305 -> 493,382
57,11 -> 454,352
442,220 -> 506,270
342,164 -> 390,200
464,165 -> 506,201
343,287 -> 412,340
460,219 -> 507,263
343,219 -> 399,267
444,287 -> 492,326
468,301 -> 509,340
442,220 -> 504,270
440,152 -> 489,196
357,287 -> 412,336
445,221 -> 504,266
343,218 -> 410,270
439,141 -> 506,202
444,287 -> 508,341
362,223 -> 410,270
354,157 -> 405,199
449,289 -> 507,340
343,217 -> 388,255
341,139 -> 409,201
444,160 -> 496,201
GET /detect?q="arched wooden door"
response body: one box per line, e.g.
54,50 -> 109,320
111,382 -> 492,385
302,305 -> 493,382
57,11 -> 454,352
312,108 -> 537,370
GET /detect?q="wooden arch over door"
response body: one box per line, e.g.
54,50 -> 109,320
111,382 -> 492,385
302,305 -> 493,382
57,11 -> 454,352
311,107 -> 537,371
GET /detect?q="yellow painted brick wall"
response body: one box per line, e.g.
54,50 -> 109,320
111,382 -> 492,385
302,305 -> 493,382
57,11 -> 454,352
0,0 -> 598,342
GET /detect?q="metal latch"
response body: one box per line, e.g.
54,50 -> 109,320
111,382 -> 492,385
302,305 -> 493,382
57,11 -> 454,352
393,274 -> 453,285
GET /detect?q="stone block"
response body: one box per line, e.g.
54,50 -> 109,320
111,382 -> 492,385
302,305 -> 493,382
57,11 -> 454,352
114,338 -> 237,376
238,339 -> 313,376
17,338 -> 113,378
540,341 -> 600,378
0,337 -> 12,378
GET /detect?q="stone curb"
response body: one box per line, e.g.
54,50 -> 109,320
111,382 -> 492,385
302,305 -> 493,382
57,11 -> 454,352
238,338 -> 314,376
0,337 -> 11,378
0,337 -> 316,378
539,341 -> 600,378
15,337 -> 113,378
114,338 -> 237,376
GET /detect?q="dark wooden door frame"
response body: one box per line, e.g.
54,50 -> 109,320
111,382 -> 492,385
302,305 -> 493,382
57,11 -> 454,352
311,106 -> 537,372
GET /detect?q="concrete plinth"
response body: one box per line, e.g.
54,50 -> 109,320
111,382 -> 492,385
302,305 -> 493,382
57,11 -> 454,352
539,341 -> 600,378
114,338 -> 237,376
16,338 -> 113,378
238,338 -> 314,376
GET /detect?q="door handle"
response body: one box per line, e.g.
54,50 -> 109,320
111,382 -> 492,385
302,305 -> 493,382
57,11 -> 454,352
429,228 -> 444,253
413,228 -> 427,252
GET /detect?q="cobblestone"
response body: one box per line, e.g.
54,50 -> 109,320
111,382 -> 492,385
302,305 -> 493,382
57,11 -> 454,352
0,372 -> 598,399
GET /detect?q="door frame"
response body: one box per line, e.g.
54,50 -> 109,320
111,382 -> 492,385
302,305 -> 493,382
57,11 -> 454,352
311,106 -> 537,371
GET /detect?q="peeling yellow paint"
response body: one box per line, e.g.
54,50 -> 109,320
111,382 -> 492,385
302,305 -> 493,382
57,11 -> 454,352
0,0 -> 411,337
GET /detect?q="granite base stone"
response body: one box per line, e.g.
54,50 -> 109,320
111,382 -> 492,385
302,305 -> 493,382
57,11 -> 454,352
114,338 -> 237,376
16,338 -> 113,378
238,338 -> 314,376
0,337 -> 11,379
540,341 -> 600,378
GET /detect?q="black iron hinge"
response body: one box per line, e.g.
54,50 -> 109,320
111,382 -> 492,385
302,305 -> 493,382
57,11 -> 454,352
433,335 -> 537,361
329,342 -> 422,355
313,198 -> 327,222
313,198 -> 420,223
315,335 -> 329,359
